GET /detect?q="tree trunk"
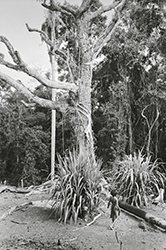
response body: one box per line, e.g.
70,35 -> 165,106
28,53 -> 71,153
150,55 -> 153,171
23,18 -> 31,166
76,19 -> 94,155
127,80 -> 133,155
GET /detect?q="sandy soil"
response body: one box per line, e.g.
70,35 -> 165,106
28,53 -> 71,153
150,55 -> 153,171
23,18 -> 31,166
0,189 -> 166,250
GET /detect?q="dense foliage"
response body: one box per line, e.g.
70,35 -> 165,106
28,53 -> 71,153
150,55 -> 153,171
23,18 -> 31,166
93,0 -> 166,166
0,85 -> 77,185
0,87 -> 50,186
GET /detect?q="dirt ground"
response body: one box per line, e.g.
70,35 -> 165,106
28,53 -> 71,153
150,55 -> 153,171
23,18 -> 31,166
0,189 -> 166,250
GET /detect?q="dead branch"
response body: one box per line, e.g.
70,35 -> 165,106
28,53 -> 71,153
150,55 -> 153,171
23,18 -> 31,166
25,23 -> 53,47
0,202 -> 32,222
73,213 -> 102,231
0,59 -> 19,71
26,23 -> 67,61
0,36 -> 18,63
86,213 -> 102,226
0,180 -> 54,196
0,36 -> 78,92
0,185 -> 30,194
0,72 -> 65,110
92,0 -> 126,59
10,220 -> 28,224
93,18 -> 121,59
20,100 -> 36,108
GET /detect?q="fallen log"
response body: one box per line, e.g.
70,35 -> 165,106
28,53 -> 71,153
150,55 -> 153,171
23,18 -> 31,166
119,200 -> 166,231
0,180 -> 53,195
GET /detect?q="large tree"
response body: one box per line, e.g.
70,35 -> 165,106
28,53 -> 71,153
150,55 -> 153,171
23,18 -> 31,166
0,0 -> 126,153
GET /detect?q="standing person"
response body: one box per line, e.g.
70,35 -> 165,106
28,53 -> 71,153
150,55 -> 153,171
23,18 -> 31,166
107,189 -> 121,229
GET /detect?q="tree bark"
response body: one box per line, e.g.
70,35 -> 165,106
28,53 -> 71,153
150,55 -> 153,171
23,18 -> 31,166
75,16 -> 94,152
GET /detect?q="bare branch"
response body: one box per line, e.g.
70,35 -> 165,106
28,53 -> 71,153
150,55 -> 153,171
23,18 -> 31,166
93,18 -> 120,59
0,36 -> 78,92
0,72 -> 64,110
0,36 -> 20,64
26,24 -> 67,59
0,59 -> 20,71
25,23 -> 53,47
91,0 -> 126,59
20,100 -> 36,108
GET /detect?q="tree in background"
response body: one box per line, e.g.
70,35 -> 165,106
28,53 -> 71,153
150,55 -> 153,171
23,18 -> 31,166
92,0 -> 166,166
0,85 -> 50,186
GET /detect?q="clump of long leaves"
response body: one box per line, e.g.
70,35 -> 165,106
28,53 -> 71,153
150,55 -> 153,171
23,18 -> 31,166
50,148 -> 103,224
114,151 -> 165,207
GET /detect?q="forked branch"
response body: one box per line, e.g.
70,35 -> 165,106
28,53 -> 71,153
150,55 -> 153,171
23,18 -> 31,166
92,0 -> 126,59
141,105 -> 159,157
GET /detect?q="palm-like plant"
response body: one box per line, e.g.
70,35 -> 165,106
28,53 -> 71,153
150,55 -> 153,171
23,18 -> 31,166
50,148 -> 103,224
114,151 -> 165,207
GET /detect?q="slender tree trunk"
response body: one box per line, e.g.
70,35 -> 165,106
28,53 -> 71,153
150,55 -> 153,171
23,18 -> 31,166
154,103 -> 159,159
51,55 -> 57,182
127,81 -> 133,155
50,8 -> 57,182
128,108 -> 133,154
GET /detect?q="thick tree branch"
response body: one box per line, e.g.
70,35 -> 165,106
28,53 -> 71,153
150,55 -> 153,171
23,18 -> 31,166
93,18 -> 121,59
92,0 -> 126,59
0,36 -> 78,92
0,36 -> 20,64
0,59 -> 20,71
0,72 -> 63,110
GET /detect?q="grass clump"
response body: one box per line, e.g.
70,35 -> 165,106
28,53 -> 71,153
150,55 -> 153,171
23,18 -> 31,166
50,148 -> 103,224
113,151 -> 165,207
